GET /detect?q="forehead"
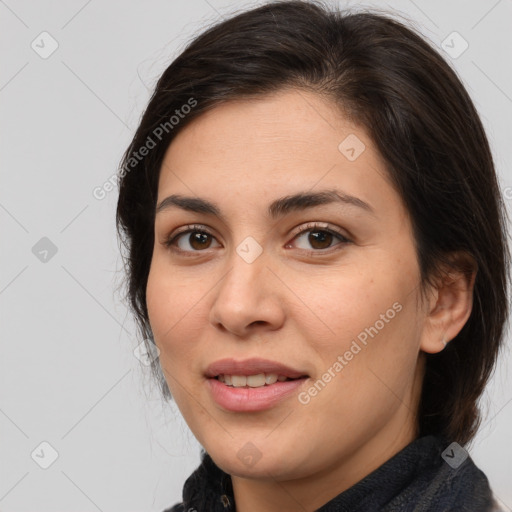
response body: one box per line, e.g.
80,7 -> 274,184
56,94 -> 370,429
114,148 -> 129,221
157,89 -> 400,219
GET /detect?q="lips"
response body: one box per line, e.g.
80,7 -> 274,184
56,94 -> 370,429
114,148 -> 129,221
205,357 -> 309,380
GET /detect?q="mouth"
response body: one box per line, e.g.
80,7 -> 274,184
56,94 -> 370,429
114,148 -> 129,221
205,358 -> 310,412
205,357 -> 309,380
214,373 -> 307,388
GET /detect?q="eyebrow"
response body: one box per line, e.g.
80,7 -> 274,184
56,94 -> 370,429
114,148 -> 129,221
155,189 -> 374,220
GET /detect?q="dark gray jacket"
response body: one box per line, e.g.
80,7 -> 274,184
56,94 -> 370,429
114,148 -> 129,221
164,435 -> 503,511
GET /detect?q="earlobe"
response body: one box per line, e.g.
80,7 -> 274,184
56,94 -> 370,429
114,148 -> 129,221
419,255 -> 477,355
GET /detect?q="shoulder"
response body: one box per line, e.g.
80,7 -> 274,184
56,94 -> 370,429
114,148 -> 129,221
428,437 -> 497,511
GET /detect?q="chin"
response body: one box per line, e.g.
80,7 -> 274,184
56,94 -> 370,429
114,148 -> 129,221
210,444 -> 302,481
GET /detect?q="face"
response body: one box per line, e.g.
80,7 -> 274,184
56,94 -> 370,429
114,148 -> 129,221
146,88 -> 431,488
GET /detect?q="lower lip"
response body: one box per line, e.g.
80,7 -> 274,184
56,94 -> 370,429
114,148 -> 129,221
206,377 -> 308,412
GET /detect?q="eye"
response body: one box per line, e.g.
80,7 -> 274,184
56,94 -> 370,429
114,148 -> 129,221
162,222 -> 351,255
286,222 -> 351,252
163,224 -> 221,253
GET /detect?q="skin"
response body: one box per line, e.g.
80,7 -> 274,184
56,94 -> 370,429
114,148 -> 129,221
146,88 -> 474,512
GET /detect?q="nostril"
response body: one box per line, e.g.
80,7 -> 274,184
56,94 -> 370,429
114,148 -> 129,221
249,320 -> 267,327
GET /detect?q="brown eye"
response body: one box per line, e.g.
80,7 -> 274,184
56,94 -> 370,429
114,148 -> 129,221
290,225 -> 349,252
307,230 -> 334,250
164,226 -> 221,253
188,232 -> 213,250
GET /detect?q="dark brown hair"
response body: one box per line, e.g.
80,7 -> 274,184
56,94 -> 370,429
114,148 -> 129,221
116,0 -> 510,446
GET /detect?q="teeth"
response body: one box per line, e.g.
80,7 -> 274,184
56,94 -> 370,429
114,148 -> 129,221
231,375 -> 247,387
247,374 -> 266,387
218,373 -> 289,388
265,374 -> 278,385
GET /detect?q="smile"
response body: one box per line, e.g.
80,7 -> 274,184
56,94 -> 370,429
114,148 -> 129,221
216,373 -> 298,387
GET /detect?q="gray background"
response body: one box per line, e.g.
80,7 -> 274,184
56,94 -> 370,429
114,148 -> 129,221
1,0 -> 511,510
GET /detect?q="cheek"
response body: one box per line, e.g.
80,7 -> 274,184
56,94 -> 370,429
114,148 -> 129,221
289,267 -> 408,347
292,257 -> 422,400
146,264 -> 208,418
299,285 -> 421,434
146,260 -> 206,365
326,279 -> 421,392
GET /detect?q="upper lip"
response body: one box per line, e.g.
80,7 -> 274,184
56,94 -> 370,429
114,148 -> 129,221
205,358 -> 308,379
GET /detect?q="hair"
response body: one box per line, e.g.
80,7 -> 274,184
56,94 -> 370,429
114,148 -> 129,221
116,0 -> 510,446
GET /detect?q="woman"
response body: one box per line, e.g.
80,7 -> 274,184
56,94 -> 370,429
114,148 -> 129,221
116,1 -> 510,510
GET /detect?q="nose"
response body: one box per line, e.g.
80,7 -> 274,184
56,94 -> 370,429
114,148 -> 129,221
209,249 -> 286,337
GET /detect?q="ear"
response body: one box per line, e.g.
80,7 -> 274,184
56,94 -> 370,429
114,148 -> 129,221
420,253 -> 477,354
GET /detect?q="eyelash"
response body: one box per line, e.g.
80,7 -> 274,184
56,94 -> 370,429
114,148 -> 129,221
162,222 -> 351,256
